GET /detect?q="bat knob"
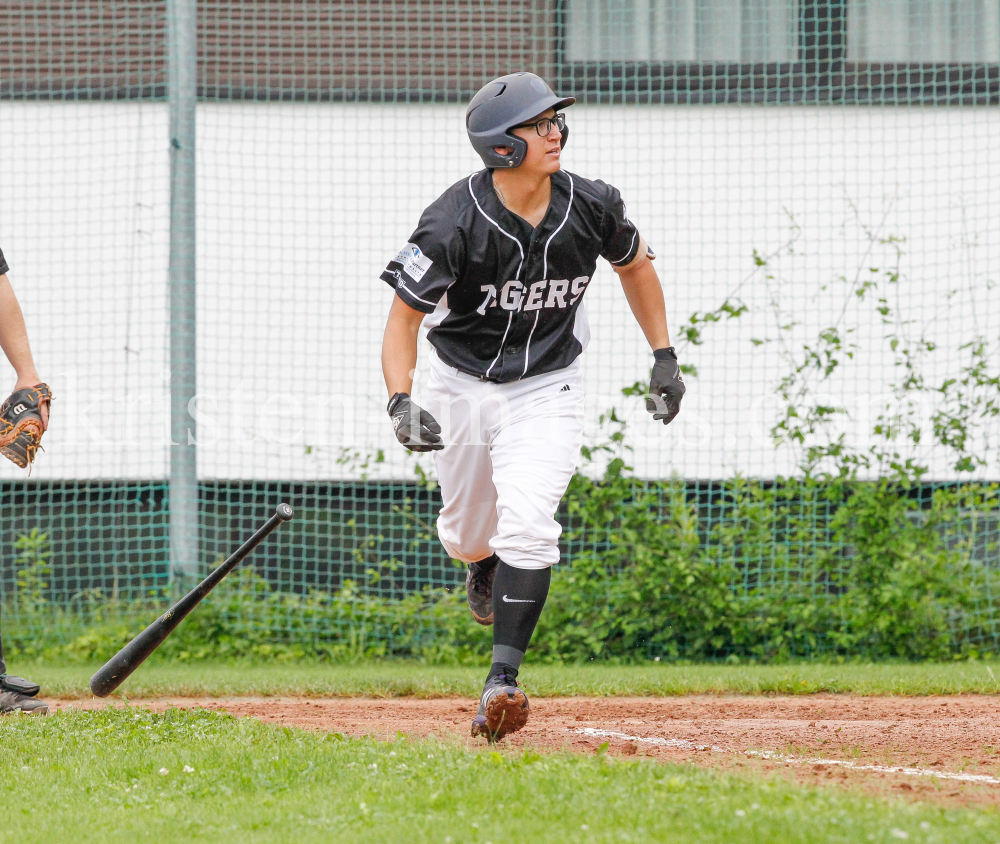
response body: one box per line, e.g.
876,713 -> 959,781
276,503 -> 294,521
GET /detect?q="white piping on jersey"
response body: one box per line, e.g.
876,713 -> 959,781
610,230 -> 638,265
525,173 -> 575,376
396,282 -> 437,310
469,174 -> 525,379
468,174 -> 525,277
542,173 -> 575,280
522,311 -> 541,377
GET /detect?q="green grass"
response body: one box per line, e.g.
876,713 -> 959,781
1,706 -> 996,844
21,659 -> 1000,700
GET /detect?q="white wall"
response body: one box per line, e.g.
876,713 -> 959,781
1,101 -> 997,482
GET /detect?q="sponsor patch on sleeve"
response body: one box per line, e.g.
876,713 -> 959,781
393,242 -> 433,282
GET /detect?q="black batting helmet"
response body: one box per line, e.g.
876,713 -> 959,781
466,72 -> 576,169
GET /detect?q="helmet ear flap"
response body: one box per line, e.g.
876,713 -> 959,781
499,134 -> 529,168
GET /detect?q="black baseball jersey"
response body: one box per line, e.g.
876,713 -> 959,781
381,169 -> 644,383
0,246 -> 8,275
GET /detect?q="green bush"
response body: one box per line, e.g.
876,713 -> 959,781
530,463 -> 997,663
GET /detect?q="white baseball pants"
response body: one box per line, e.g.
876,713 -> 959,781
426,351 -> 586,571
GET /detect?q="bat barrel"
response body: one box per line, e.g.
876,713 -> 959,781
89,503 -> 294,697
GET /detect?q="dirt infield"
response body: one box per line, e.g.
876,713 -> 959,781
55,695 -> 1000,808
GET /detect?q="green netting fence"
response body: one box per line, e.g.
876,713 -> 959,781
1,1 -> 998,660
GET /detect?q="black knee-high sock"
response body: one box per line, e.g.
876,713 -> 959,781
489,561 -> 550,678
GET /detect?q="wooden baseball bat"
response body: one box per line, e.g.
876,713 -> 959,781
89,503 -> 294,697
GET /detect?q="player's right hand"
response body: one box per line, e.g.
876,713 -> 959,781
387,392 -> 444,452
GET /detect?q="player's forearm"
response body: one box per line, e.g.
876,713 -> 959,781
617,261 -> 671,350
382,296 -> 424,397
383,339 -> 417,397
0,274 -> 42,385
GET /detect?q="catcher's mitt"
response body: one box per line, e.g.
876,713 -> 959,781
0,383 -> 53,469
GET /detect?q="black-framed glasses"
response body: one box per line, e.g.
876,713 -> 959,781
511,113 -> 566,137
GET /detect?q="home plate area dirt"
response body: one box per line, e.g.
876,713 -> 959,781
56,695 -> 1000,808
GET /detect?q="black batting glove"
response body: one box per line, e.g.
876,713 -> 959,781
387,392 -> 444,452
646,347 -> 686,426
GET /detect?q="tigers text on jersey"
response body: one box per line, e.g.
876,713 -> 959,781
380,169 -> 644,383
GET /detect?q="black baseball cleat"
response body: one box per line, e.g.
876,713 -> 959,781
0,675 -> 49,715
471,668 -> 529,742
466,558 -> 498,625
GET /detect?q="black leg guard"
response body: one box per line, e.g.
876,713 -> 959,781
489,561 -> 551,673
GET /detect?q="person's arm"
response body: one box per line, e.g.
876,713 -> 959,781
382,293 -> 426,396
613,240 -> 685,426
0,272 -> 48,428
613,238 -> 671,350
380,294 -> 443,452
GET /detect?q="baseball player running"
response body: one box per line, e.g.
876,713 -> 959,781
0,245 -> 53,715
380,73 -> 684,740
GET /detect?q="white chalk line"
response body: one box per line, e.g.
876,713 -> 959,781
571,727 -> 1000,786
